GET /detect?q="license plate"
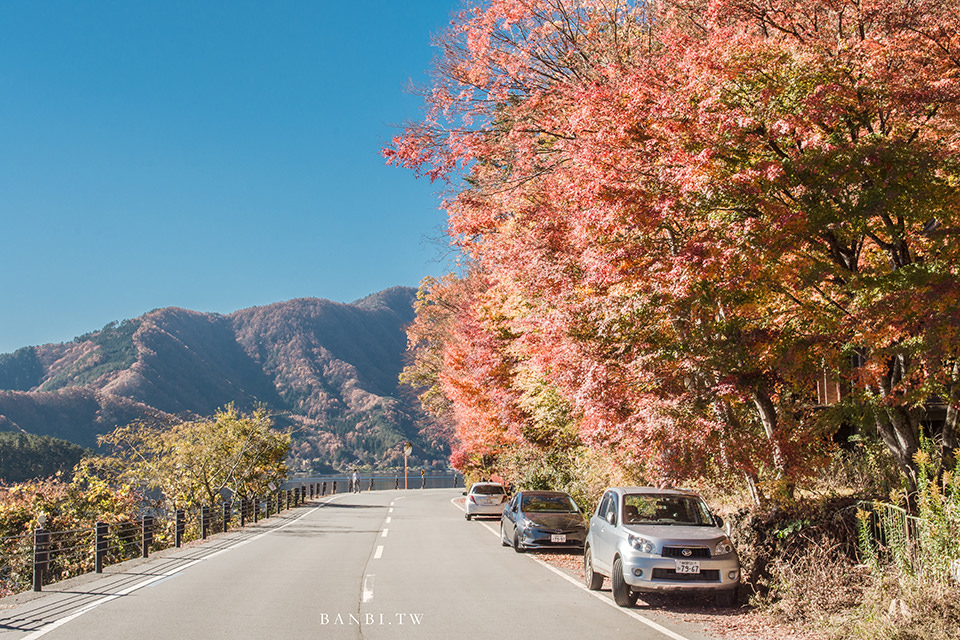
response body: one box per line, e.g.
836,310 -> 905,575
675,560 -> 700,574
550,534 -> 566,543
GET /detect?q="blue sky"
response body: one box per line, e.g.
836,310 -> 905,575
0,0 -> 459,354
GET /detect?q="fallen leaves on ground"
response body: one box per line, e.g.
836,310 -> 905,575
528,550 -> 830,640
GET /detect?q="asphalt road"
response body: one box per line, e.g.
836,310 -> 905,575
0,489 -> 715,640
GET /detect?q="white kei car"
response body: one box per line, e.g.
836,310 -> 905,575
464,482 -> 508,520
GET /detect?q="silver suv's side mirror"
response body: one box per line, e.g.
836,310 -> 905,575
606,510 -> 616,526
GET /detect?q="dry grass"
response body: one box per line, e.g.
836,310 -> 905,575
839,575 -> 960,640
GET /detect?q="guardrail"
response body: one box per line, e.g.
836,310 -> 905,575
6,485 -> 321,596
286,472 -> 462,492
3,475 -> 463,597
858,500 -> 924,574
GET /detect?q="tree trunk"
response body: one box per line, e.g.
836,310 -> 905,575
744,472 -> 761,507
751,386 -> 794,502
873,355 -> 922,498
874,406 -> 921,498
714,399 -> 764,506
752,388 -> 786,470
943,360 -> 959,472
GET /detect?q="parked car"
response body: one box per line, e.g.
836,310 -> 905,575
584,487 -> 740,607
464,482 -> 508,520
500,490 -> 587,553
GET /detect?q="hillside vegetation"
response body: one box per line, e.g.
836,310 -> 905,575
0,432 -> 87,482
0,287 -> 446,477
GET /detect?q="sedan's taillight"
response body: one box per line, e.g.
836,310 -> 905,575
468,495 -> 477,503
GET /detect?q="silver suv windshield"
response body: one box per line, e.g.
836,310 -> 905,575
622,494 -> 714,526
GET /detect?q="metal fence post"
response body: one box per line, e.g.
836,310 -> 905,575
222,502 -> 231,533
175,509 -> 184,548
286,490 -> 291,510
395,477 -> 399,490
332,481 -> 337,494
254,497 -> 260,523
33,526 -> 49,592
321,481 -> 327,496
201,505 -> 210,540
369,478 -> 374,491
141,515 -> 153,558
95,521 -> 107,573
240,499 -> 247,527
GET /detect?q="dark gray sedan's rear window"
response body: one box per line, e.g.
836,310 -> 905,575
472,485 -> 505,495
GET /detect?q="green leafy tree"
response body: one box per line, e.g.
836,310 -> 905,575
0,432 -> 88,482
99,405 -> 290,509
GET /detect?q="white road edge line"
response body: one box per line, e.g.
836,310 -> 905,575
362,574 -> 375,603
462,502 -> 695,640
20,495 -> 343,640
526,548 -> 693,640
374,545 -> 384,559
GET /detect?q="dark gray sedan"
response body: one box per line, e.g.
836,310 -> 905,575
500,490 -> 587,553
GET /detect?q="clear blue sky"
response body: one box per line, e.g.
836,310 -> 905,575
0,0 -> 459,354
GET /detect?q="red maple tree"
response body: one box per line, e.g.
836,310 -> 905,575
389,0 -> 960,502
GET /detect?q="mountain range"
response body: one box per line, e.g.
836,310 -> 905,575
0,287 -> 447,476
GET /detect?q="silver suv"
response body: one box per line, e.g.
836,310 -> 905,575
584,487 -> 740,607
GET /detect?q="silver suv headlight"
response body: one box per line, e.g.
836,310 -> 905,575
714,538 -> 735,556
628,534 -> 656,554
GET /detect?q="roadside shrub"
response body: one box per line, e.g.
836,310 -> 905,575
913,450 -> 960,582
848,446 -> 960,639
729,496 -> 863,612
498,443 -> 640,512
0,462 -> 142,595
759,533 -> 868,624
813,436 -> 902,500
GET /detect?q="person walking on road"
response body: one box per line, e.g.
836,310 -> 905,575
352,469 -> 361,493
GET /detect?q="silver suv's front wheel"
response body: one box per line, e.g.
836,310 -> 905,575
611,557 -> 638,607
